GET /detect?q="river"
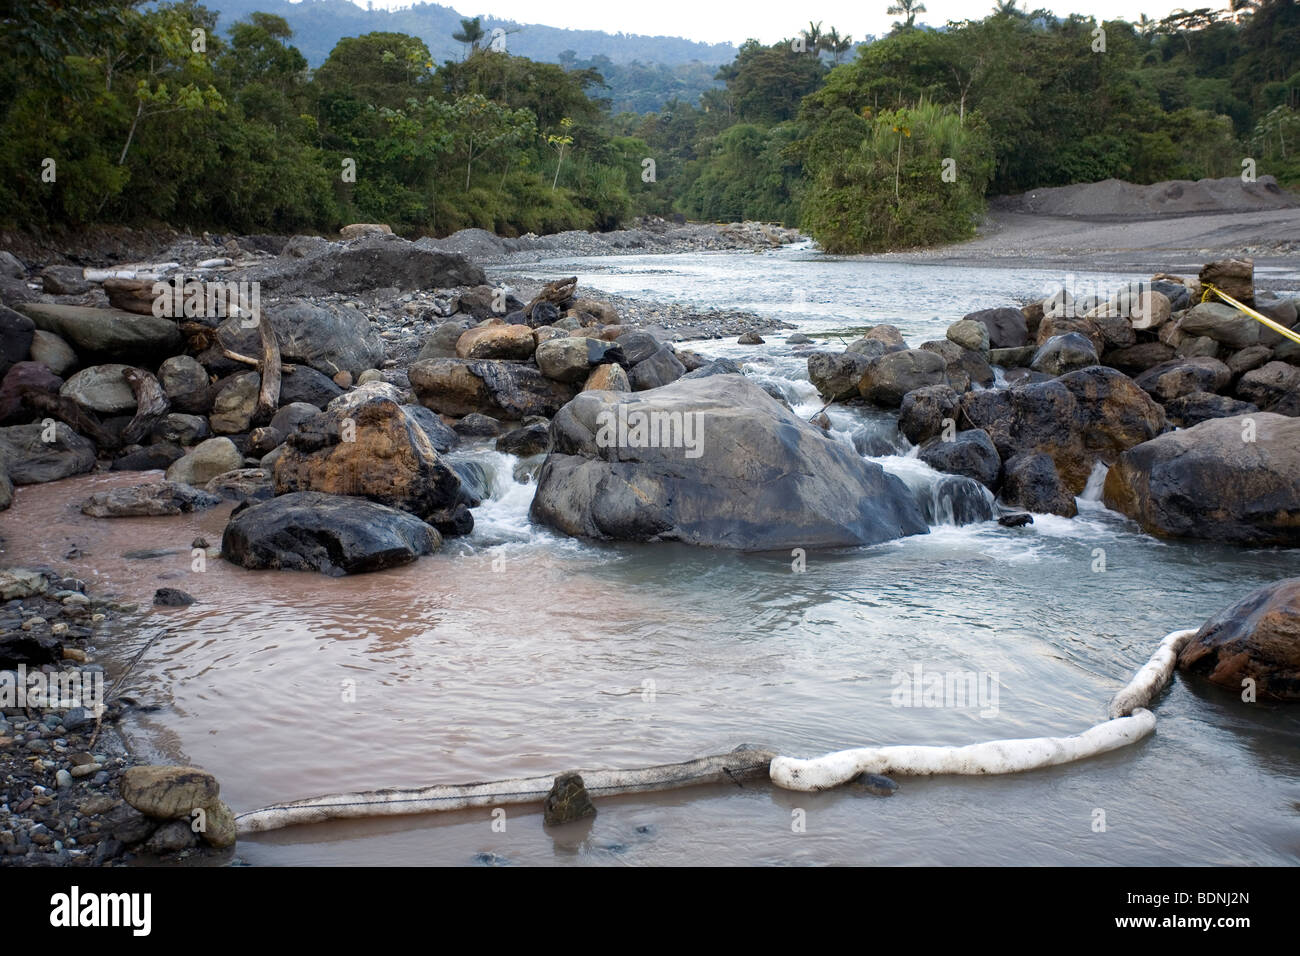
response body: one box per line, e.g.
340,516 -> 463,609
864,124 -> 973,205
3,245 -> 1298,865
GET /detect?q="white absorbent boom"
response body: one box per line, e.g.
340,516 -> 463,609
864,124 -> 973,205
235,628 -> 1198,835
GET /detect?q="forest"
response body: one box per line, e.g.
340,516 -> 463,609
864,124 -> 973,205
1,0 -> 1297,252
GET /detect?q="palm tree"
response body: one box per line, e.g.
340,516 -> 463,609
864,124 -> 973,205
991,0 -> 1021,15
824,27 -> 854,64
886,0 -> 926,30
452,16 -> 486,59
801,21 -> 824,52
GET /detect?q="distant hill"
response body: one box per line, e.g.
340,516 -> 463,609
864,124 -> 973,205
204,0 -> 737,69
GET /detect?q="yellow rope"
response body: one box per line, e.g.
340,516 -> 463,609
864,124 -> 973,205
1200,282 -> 1300,346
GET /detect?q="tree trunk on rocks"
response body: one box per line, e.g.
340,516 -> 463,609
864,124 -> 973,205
254,311 -> 281,425
119,368 -> 170,447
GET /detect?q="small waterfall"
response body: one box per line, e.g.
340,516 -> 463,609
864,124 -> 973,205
876,455 -> 997,527
1080,461 -> 1109,502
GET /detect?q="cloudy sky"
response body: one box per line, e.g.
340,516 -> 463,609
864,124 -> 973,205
357,0 -> 1194,45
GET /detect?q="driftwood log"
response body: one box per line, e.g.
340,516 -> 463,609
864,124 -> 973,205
119,368 -> 170,446
253,309 -> 281,424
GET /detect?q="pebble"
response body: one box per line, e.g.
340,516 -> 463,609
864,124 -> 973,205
852,772 -> 900,796
70,763 -> 102,778
55,769 -> 73,788
62,593 -> 90,607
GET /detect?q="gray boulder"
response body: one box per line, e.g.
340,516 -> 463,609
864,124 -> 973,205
60,364 -> 137,414
859,349 -> 947,407
1030,333 -> 1098,377
530,375 -> 928,550
17,303 -> 181,361
81,481 -> 221,517
0,422 -> 95,483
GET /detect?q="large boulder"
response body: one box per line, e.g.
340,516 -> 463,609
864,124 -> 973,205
530,375 -> 928,550
1134,356 -> 1232,402
222,491 -> 441,576
0,422 -> 95,483
1177,579 -> 1300,701
807,352 -> 872,402
272,396 -> 463,529
240,235 -> 485,296
1102,413 -> 1300,545
859,349 -> 947,407
214,300 -> 383,378
963,307 -> 1027,349
409,358 -> 577,419
1103,342 -> 1175,376
17,303 -> 181,361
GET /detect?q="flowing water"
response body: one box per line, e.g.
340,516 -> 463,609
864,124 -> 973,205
4,246 -> 1299,866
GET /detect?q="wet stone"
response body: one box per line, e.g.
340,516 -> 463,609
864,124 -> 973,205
852,773 -> 899,796
543,771 -> 597,827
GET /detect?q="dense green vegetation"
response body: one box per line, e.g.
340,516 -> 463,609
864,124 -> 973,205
1,1 -> 1297,252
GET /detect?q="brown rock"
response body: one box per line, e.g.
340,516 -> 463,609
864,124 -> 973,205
272,395 -> 461,523
1178,577 -> 1300,701
120,765 -> 219,820
332,370 -> 353,388
455,323 -> 536,360
1199,258 -> 1253,306
543,772 -> 597,827
583,363 -> 630,392
101,277 -> 158,316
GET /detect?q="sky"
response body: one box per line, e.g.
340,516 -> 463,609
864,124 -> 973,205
353,0 -> 1201,46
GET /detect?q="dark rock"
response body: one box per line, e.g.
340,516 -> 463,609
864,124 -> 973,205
859,349 -> 947,407
0,305 -> 34,377
400,404 -> 457,453
613,331 -> 663,366
222,491 -> 442,575
277,365 -> 344,408
1000,452 -> 1077,517
918,429 -> 1001,490
737,331 -> 764,345
246,235 -> 486,296
628,346 -> 686,391
1030,333 -> 1098,377
40,265 -> 91,295
453,412 -> 501,437
964,306 -> 1028,349
807,351 -> 873,402
496,422 -> 549,456
543,772 -> 597,827
0,360 -> 62,423
1103,342 -> 1176,376
1236,361 -> 1300,411
213,300 -> 383,379
151,413 -> 209,446
153,588 -> 196,607
17,303 -> 181,362
1163,391 -> 1258,428
1134,356 -> 1231,402
0,422 -> 95,483
998,512 -> 1033,527
851,773 -> 899,796
898,385 -> 959,445
157,355 -> 211,414
1103,413 -> 1300,545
